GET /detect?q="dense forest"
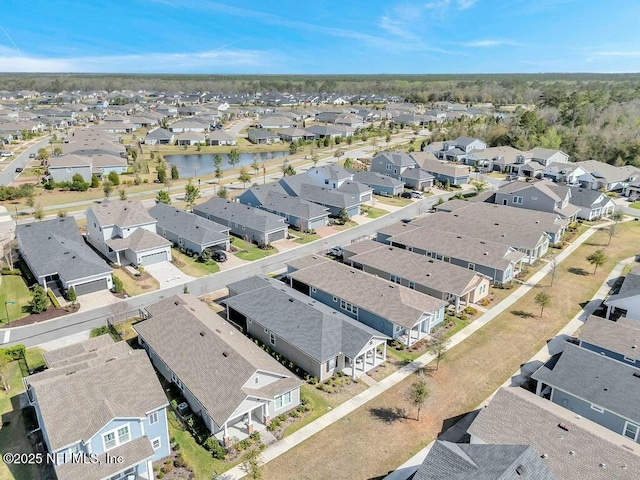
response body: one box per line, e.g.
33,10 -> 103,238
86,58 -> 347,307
1,73 -> 639,167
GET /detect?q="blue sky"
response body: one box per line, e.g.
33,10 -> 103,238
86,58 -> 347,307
1,0 -> 640,73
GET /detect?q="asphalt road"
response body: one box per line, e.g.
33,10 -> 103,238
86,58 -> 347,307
0,138 -> 51,186
0,192 -> 453,348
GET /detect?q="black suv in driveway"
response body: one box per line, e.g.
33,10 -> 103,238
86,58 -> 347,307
212,250 -> 227,262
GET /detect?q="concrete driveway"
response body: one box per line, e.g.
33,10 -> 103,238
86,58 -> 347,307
78,289 -> 118,312
145,262 -> 195,289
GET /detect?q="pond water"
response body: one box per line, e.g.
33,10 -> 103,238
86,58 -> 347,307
165,151 -> 289,178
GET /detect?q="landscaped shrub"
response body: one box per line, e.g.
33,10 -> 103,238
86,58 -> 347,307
174,453 -> 187,468
463,306 -> 477,316
112,275 -> 124,294
1,268 -> 20,275
210,441 -> 226,460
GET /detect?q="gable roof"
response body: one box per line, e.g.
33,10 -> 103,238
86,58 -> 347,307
606,265 -> 640,303
105,227 -> 171,253
411,153 -> 471,178
308,164 -> 352,182
579,315 -> 640,362
193,198 -> 287,233
42,334 -> 115,368
225,276 -> 387,362
351,170 -> 404,188
574,160 -> 640,184
134,294 -> 300,427
468,387 -> 640,480
287,255 -> 448,329
298,183 -> 360,209
145,127 -> 174,140
372,151 -> 416,167
568,187 -> 613,209
27,345 -> 167,452
414,441 -> 556,480
260,191 -> 329,221
88,199 -> 156,228
16,217 -> 111,282
48,153 -> 92,168
531,344 -> 640,422
496,180 -> 565,203
148,202 -> 229,246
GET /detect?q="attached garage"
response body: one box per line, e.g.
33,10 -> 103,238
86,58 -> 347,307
139,251 -> 169,266
266,229 -> 287,243
73,278 -> 109,295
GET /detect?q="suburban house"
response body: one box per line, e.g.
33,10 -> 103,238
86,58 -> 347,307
574,160 -> 640,192
193,197 -> 288,245
134,294 -> 302,445
207,130 -> 237,146
411,152 -> 470,185
144,128 -> 175,145
466,146 -> 525,171
16,217 -> 113,295
578,316 -> 640,369
493,180 -> 580,221
568,186 -> 615,220
167,119 -> 208,133
378,222 -> 526,283
442,136 -> 487,155
225,275 -> 389,381
604,265 -> 640,320
414,440 -> 556,480
542,162 -> 587,184
305,165 -> 352,189
435,200 -> 568,245
370,151 -> 435,190
24,336 -> 169,480
467,387 -> 640,480
411,213 -> 550,264
276,127 -> 316,142
176,131 -> 205,146
351,170 -> 405,196
286,255 -> 448,346
238,185 -> 329,231
148,202 -> 230,254
342,240 -> 491,312
247,128 -> 281,144
47,154 -> 92,182
86,200 -> 172,266
532,344 -> 640,444
257,116 -> 297,129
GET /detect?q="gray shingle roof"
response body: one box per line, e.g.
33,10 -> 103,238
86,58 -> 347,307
133,294 -> 301,427
260,191 -> 329,221
414,441 -> 556,480
607,265 -> 640,302
149,202 -> 229,248
27,347 -> 167,451
145,127 -> 174,140
574,160 -> 640,184
345,240 -> 488,297
43,334 -> 115,367
298,183 -> 360,209
468,387 -> 640,480
225,276 -> 387,362
287,255 -> 447,329
351,170 -> 404,188
193,198 -> 287,233
532,344 -> 640,422
16,217 -> 111,283
579,315 -> 640,362
89,199 -> 156,228
105,227 -> 171,253
568,187 -> 613,209
372,151 -> 416,167
336,180 -> 373,196
410,154 -> 471,178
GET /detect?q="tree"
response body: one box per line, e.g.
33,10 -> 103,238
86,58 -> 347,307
386,133 -> 392,143
214,165 -> 223,183
57,210 -> 67,218
337,207 -> 350,225
289,142 -> 298,155
0,351 -> 11,391
217,186 -> 229,199
67,286 -> 77,305
71,173 -> 89,191
282,162 -> 296,177
53,146 -> 63,156
119,188 -> 127,201
107,170 -> 120,186
90,174 -> 100,188
3,240 -> 18,271
607,222 -> 617,246
238,167 -> 252,188
428,329 -> 450,371
250,155 -> 261,175
112,275 -> 124,294
346,136 -> 353,146
37,148 -> 49,161
156,190 -> 171,204
610,211 -> 623,223
228,149 -> 240,168
157,165 -> 167,183
29,286 -> 49,314
407,372 -> 429,421
549,259 -> 558,287
184,181 -> 200,210
33,204 -> 44,221
213,154 -> 223,171
171,165 -> 179,180
25,190 -> 36,209
587,249 -> 607,274
241,448 -> 263,480
102,180 -> 113,199
343,158 -> 355,169
534,291 -> 552,317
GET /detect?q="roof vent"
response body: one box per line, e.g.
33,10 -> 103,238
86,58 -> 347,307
632,345 -> 637,349
541,453 -> 547,459
501,233 -> 506,237
633,372 -> 640,379
63,251 -> 70,255
558,423 -> 570,431
494,223 -> 499,226
456,236 -> 462,239
288,298 -> 294,303
484,252 -> 488,255
569,451 -> 575,456
515,465 -> 525,475
215,329 -> 222,334
199,331 -> 206,337
480,241 -> 486,244
222,351 -> 229,357
599,463 -> 606,469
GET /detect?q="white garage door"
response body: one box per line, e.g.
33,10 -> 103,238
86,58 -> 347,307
140,251 -> 168,266
74,278 -> 108,296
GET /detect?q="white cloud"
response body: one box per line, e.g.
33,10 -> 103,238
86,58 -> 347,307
591,51 -> 640,57
461,39 -> 523,47
0,49 -> 271,73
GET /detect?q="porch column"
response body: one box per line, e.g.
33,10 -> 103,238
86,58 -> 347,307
455,295 -> 461,312
382,341 -> 387,362
606,304 -> 612,320
247,410 -> 254,435
263,403 -> 270,424
115,250 -> 120,265
223,422 -> 230,447
351,357 -> 356,379
535,381 -> 543,396
406,328 -> 412,347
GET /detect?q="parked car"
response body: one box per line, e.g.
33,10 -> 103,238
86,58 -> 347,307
28,153 -> 36,158
212,250 -> 227,262
14,167 -> 23,173
328,246 -> 344,257
410,191 -> 424,199
401,192 -> 413,198
506,174 -> 519,181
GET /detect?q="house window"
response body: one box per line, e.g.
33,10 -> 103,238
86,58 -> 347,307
312,287 -> 317,293
408,247 -> 414,252
332,296 -> 337,302
468,263 -> 475,270
443,256 -> 450,263
390,274 -> 401,284
324,179 -> 329,185
590,404 -> 604,413
408,281 -> 415,290
264,327 -> 269,334
149,412 -> 159,425
327,357 -> 337,371
270,332 -> 276,346
624,421 -> 639,441
531,196 -> 537,200
275,391 -> 292,409
340,300 -> 358,315
103,432 -> 117,450
479,284 -> 486,295
623,356 -> 635,363
66,168 -> 73,173
117,426 -> 130,444
512,196 -> 523,205
152,437 -> 161,451
386,164 -> 392,171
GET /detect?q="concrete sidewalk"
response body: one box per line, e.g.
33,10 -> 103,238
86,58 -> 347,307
221,223 -> 603,480
383,244 -> 631,480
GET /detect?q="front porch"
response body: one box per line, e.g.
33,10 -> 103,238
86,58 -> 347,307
397,314 -> 436,347
214,399 -> 269,446
343,340 -> 387,379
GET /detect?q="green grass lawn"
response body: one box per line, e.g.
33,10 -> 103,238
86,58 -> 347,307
232,238 -> 278,261
361,205 -> 388,218
0,276 -> 33,324
289,230 -> 320,244
112,269 -> 159,296
283,384 -> 332,437
332,220 -> 358,231
629,201 -> 640,210
171,249 -> 220,277
373,194 -> 412,207
24,347 -> 46,372
0,362 -> 41,480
